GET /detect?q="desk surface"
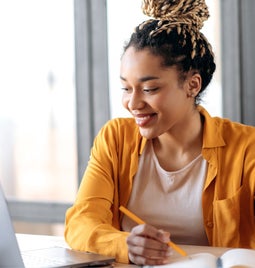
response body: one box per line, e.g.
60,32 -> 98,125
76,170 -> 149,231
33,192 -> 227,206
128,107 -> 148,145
16,233 -> 229,267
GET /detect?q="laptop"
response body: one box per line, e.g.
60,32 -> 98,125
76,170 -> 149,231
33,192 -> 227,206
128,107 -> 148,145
0,183 -> 115,268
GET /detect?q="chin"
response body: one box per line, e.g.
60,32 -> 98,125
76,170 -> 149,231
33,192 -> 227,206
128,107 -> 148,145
139,128 -> 157,140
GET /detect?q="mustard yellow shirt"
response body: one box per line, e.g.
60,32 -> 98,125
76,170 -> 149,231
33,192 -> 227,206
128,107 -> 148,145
64,106 -> 255,263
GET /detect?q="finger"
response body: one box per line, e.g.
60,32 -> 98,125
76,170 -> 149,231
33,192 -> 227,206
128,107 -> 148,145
131,224 -> 170,244
127,233 -> 170,252
127,234 -> 172,265
128,251 -> 171,266
128,242 -> 172,258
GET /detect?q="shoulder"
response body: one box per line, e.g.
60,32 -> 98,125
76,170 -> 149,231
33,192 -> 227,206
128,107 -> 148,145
199,106 -> 255,146
100,117 -> 140,135
95,117 -> 143,148
92,118 -> 146,159
214,116 -> 255,139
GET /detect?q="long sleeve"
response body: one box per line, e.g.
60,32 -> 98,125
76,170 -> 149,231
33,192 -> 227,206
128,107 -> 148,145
64,118 -> 144,263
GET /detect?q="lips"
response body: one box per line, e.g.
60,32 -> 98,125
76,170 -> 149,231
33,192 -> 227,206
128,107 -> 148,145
134,114 -> 156,127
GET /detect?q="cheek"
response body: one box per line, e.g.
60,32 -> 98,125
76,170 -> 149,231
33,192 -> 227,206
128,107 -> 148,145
156,94 -> 174,109
121,94 -> 129,110
158,94 -> 184,115
163,90 -> 186,107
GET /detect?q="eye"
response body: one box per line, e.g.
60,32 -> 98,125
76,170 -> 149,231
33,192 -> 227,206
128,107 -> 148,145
121,87 -> 132,93
143,87 -> 159,93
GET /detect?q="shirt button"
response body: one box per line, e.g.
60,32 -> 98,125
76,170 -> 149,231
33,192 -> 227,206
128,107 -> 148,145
167,175 -> 174,184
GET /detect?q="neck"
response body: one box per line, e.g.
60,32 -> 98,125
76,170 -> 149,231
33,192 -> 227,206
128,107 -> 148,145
152,110 -> 203,171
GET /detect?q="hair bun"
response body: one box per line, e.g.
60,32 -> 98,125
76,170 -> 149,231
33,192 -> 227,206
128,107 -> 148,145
142,0 -> 209,30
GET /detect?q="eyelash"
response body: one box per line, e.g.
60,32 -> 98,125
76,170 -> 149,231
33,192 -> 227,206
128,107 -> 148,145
143,88 -> 159,93
121,87 -> 159,93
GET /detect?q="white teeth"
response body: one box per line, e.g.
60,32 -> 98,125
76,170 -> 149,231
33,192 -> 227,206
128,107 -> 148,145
135,115 -> 150,125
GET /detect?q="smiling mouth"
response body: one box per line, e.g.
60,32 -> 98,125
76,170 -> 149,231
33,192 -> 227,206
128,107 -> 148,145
134,114 -> 156,127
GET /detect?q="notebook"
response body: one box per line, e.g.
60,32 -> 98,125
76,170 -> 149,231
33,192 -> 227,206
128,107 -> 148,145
143,249 -> 255,268
0,183 -> 115,268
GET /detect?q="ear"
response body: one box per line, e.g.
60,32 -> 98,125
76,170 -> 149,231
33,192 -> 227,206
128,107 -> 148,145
186,73 -> 202,98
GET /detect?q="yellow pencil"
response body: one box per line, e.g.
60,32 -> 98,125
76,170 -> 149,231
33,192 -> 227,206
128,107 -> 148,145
119,205 -> 188,257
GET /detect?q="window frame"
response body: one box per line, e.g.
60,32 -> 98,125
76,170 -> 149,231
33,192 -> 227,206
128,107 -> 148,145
8,0 -> 110,225
221,0 -> 255,125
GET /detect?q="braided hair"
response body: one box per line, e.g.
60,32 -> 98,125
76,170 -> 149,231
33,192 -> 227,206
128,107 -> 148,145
123,0 -> 216,104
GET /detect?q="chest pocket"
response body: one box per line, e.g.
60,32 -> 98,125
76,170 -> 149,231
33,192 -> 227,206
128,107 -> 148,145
213,185 -> 253,247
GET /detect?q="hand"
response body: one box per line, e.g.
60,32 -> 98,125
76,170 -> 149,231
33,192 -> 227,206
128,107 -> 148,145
126,223 -> 173,265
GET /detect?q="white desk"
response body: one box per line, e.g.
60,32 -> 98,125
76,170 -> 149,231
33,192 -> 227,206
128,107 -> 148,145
16,233 -> 229,267
16,233 -> 136,267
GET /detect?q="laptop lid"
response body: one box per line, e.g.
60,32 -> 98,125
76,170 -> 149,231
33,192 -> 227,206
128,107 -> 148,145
0,183 -> 25,268
0,183 -> 115,268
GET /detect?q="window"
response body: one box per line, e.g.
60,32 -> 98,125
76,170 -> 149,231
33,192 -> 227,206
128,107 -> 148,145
0,0 -> 76,234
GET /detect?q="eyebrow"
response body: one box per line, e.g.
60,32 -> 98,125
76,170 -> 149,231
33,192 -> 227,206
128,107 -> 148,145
120,75 -> 160,82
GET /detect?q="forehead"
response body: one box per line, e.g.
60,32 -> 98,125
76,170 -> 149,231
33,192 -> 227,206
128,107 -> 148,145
121,47 -> 165,72
120,47 -> 179,80
121,47 -> 162,68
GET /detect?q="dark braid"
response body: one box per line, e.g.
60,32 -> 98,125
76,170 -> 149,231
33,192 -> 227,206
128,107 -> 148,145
123,0 -> 216,104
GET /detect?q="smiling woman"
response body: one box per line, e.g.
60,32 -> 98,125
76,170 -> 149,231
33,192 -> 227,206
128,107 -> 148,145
65,0 -> 255,266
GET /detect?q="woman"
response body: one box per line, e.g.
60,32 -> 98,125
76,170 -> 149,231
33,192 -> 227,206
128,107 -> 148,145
65,0 -> 255,265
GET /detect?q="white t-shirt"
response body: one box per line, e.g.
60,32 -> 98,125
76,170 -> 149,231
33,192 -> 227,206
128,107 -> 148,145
121,140 -> 209,246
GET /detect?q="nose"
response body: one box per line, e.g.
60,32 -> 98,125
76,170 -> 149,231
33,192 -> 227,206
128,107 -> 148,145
127,90 -> 145,111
